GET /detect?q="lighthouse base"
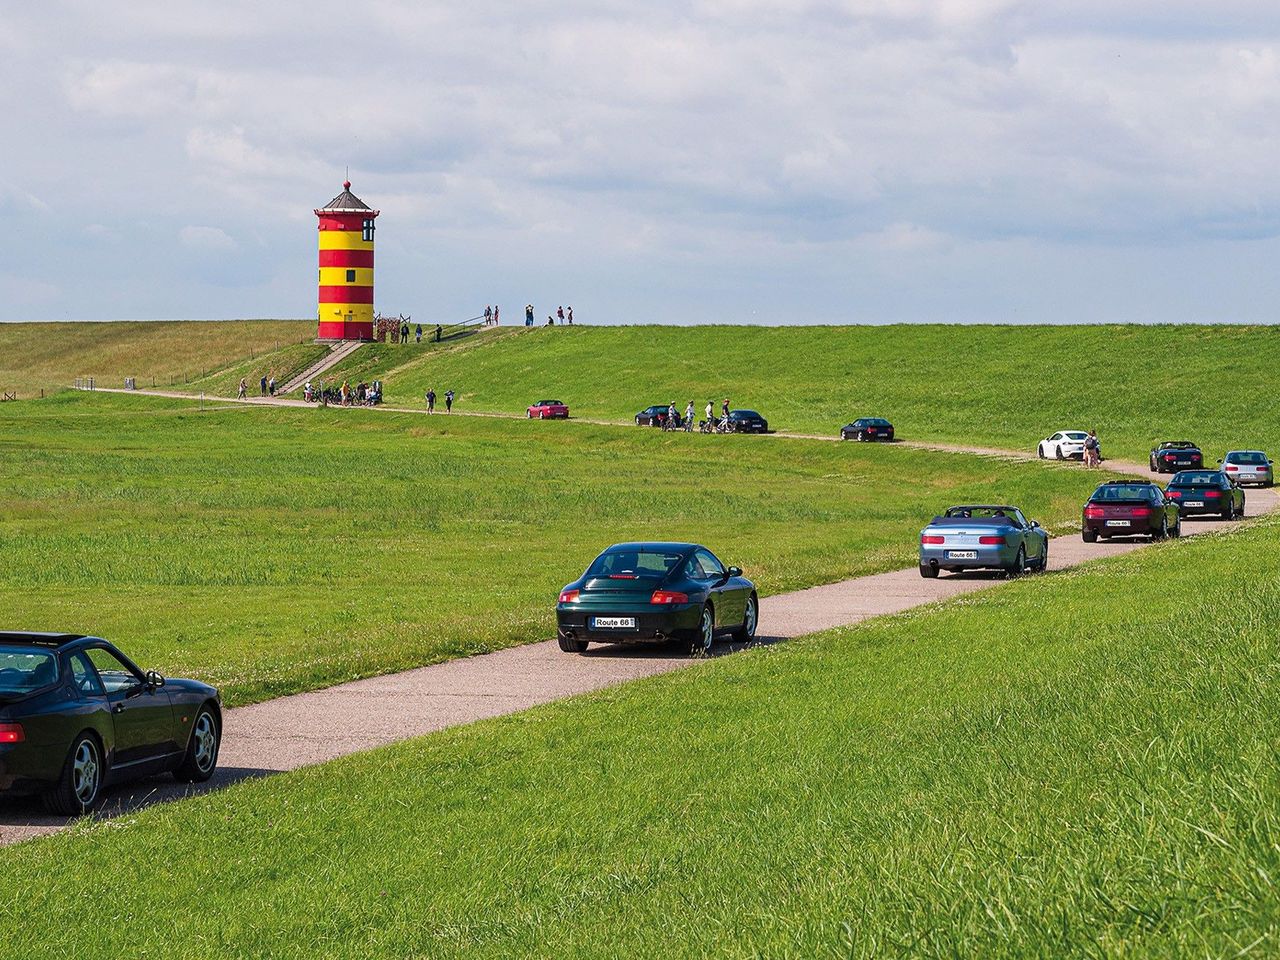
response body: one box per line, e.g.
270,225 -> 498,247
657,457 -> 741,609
318,320 -> 374,341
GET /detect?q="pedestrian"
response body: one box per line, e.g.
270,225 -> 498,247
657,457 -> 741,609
268,375 -> 276,396
685,400 -> 694,432
493,305 -> 500,325
557,306 -> 565,323
238,377 -> 247,400
721,398 -> 731,422
525,304 -> 534,327
435,323 -> 443,342
1084,429 -> 1101,468
705,400 -> 714,426
567,306 -> 573,325
485,305 -> 492,324
426,388 -> 436,413
416,324 -> 423,343
401,322 -> 410,343
445,389 -> 454,413
259,374 -> 267,397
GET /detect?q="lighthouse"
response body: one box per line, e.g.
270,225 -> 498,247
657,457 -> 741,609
315,180 -> 379,341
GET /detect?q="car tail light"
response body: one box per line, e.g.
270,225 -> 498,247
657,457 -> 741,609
921,535 -> 944,544
1164,453 -> 1176,460
558,589 -> 579,603
1204,490 -> 1221,498
650,590 -> 689,604
978,535 -> 1006,545
0,723 -> 24,744
1130,508 -> 1152,517
1167,490 -> 1182,498
1226,465 -> 1238,471
1084,505 -> 1104,519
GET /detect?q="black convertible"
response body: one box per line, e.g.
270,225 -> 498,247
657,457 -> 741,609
0,633 -> 221,814
1149,440 -> 1203,473
556,542 -> 758,655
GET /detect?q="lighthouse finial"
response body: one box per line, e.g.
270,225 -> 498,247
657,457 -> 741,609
344,165 -> 350,191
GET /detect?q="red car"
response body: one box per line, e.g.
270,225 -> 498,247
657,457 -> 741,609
1081,480 -> 1181,542
527,399 -> 569,419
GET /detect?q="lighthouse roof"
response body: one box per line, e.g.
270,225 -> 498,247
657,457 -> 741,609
317,181 -> 376,214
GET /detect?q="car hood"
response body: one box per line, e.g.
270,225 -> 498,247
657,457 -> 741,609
163,677 -> 219,699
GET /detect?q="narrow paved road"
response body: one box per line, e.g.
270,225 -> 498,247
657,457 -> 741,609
5,400 -> 1274,844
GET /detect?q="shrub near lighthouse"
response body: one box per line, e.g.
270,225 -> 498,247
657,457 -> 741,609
316,180 -> 378,341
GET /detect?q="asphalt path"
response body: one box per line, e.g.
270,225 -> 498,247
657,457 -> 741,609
3,393 -> 1274,844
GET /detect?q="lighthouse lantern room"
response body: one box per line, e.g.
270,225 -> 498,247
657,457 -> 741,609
315,180 -> 378,341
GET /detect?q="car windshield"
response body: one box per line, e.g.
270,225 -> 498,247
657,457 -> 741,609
1171,471 -> 1222,486
0,648 -> 58,695
733,410 -> 760,418
1162,441 -> 1195,449
1227,451 -> 1267,464
1092,484 -> 1156,501
867,419 -> 890,426
1064,432 -> 1088,440
943,507 -> 1015,521
587,549 -> 685,578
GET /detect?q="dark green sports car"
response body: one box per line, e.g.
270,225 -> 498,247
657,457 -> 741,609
556,542 -> 758,655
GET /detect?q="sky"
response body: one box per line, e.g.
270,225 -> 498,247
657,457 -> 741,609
4,1 -> 1280,325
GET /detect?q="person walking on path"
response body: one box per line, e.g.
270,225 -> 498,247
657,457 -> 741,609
435,323 -> 443,342
525,304 -> 534,327
721,398 -> 731,423
268,375 -> 276,397
260,374 -> 267,397
416,324 -> 423,343
445,389 -> 454,413
567,306 -> 573,325
685,401 -> 694,432
1084,429 -> 1101,468
238,378 -> 248,400
557,306 -> 565,323
426,388 -> 436,413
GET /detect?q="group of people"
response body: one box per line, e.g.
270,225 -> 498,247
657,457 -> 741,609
424,388 -> 455,414
483,305 -> 500,326
524,304 -> 573,327
400,321 -> 443,344
656,398 -> 735,432
1083,429 -> 1102,467
303,379 -> 382,406
237,375 -> 277,399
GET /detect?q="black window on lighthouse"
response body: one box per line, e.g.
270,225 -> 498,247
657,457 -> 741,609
362,219 -> 375,242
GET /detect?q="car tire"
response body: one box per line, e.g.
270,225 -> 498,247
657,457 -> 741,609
557,632 -> 588,653
1056,446 -> 1064,460
44,732 -> 103,816
174,706 -> 220,783
732,595 -> 758,642
1081,528 -> 1097,543
690,605 -> 715,656
919,562 -> 939,579
1037,541 -> 1049,572
1038,444 -> 1045,459
1170,516 -> 1181,538
1155,515 -> 1169,540
1006,545 -> 1026,578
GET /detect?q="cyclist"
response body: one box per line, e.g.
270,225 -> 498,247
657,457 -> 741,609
666,402 -> 679,430
720,398 -> 731,432
684,401 -> 695,432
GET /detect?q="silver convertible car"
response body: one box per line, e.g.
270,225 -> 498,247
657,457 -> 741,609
919,505 -> 1050,578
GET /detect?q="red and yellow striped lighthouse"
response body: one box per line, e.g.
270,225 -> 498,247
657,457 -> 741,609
315,180 -> 379,341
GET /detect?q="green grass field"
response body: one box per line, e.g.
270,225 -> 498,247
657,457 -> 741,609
0,319 -> 313,398
314,324 -> 1280,462
5,510 -> 1277,958
0,392 -> 1099,705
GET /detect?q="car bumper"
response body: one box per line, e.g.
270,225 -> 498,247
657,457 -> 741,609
919,545 -> 1016,571
0,742 -> 60,795
1083,518 -> 1159,536
556,604 -> 702,643
1172,501 -> 1227,515
1228,471 -> 1271,485
1155,460 -> 1202,471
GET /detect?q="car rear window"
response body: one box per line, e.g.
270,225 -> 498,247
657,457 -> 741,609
587,550 -> 684,577
1227,451 -> 1267,464
734,410 -> 761,417
1092,485 -> 1156,501
0,648 -> 58,695
1171,471 -> 1222,485
1065,432 -> 1087,440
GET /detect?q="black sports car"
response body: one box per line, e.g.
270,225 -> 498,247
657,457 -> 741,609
841,417 -> 895,442
556,542 -> 758,655
726,409 -> 769,433
1165,470 -> 1245,519
1149,440 -> 1203,473
0,633 -> 221,814
1081,481 -> 1181,542
635,405 -> 678,428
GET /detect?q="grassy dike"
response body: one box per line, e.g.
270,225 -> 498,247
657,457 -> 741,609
0,392 -> 1099,705
318,323 -> 1280,462
5,513 -> 1278,958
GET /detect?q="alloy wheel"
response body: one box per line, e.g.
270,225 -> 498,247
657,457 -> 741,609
742,597 -> 757,639
192,712 -> 218,774
73,739 -> 100,806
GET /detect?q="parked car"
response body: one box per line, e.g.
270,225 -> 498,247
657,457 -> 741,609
556,542 -> 757,655
526,399 -> 569,419
726,409 -> 769,434
1037,430 -> 1089,460
1165,470 -> 1245,519
918,505 -> 1049,579
0,632 -> 221,815
1081,481 -> 1181,542
1149,440 -> 1203,473
841,417 -> 895,442
635,404 -> 675,427
1219,450 -> 1274,487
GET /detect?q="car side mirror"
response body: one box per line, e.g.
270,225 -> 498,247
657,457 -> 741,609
727,566 -> 743,578
1029,520 -> 1040,528
1216,458 -> 1223,464
145,670 -> 166,690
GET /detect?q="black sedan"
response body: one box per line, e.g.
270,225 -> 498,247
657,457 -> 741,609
556,542 -> 758,655
1081,481 -> 1181,542
1165,470 -> 1245,519
0,632 -> 221,814
1149,440 -> 1203,473
726,409 -> 769,434
841,417 -> 895,442
635,405 -> 676,428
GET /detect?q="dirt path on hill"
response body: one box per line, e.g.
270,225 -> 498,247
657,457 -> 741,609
4,394 -> 1274,844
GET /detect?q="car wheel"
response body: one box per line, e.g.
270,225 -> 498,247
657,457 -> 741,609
857,431 -> 865,441
174,706 -> 221,783
919,562 -> 939,579
44,733 -> 103,816
690,605 -> 715,656
1155,515 -> 1169,540
733,595 -> 758,642
1006,545 -> 1026,578
1082,528 -> 1097,543
1170,516 -> 1181,538
1038,444 -> 1045,459
1056,446 -> 1064,460
1037,540 -> 1049,572
557,632 -> 588,653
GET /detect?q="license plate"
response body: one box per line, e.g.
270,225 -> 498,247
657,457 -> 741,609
1105,520 -> 1129,527
1185,501 -> 1204,507
591,617 -> 636,629
947,550 -> 978,560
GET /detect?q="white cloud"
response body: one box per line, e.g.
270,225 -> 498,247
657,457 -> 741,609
179,225 -> 236,250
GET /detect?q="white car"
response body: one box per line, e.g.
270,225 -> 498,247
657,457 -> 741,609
1038,430 -> 1088,460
